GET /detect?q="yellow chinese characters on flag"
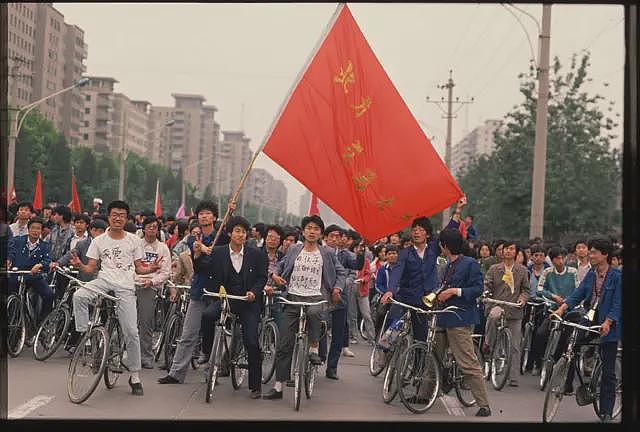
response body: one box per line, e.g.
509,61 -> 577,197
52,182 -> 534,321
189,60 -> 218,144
263,5 -> 463,240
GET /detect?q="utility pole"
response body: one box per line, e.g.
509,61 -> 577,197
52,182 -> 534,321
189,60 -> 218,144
117,109 -> 128,200
529,4 -> 552,239
426,69 -> 474,228
7,56 -> 27,194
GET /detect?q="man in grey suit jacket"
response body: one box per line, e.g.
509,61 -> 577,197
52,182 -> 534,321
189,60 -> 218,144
55,219 -> 107,282
263,215 -> 347,400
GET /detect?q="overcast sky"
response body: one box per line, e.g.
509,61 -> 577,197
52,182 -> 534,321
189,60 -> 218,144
55,2 -> 625,215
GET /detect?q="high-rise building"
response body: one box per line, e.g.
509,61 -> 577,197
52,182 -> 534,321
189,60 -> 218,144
79,76 -> 117,154
246,168 -> 287,217
7,3 -> 87,145
216,131 -> 252,199
451,119 -> 503,178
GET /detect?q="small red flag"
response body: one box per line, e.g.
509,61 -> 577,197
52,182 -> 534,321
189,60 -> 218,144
308,193 -> 320,216
262,5 -> 462,240
33,170 -> 43,211
69,173 -> 81,213
154,179 -> 162,217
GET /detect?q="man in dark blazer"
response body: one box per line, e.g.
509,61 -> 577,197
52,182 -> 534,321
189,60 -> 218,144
208,216 -> 269,399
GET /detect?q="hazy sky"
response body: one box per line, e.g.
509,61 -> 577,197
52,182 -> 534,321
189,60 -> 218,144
55,2 -> 625,215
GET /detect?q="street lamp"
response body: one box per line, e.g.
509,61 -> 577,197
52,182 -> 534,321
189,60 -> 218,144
117,118 -> 175,200
7,76 -> 90,194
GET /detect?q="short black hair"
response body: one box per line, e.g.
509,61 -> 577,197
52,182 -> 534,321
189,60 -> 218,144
465,215 -> 474,221
530,244 -> 545,255
17,201 -> 34,212
27,217 -> 45,228
283,227 -> 298,241
301,214 -> 325,233
142,216 -> 159,228
324,224 -> 344,236
166,216 -> 175,223
411,216 -> 433,236
195,200 -> 218,218
548,246 -> 567,260
123,221 -> 137,233
265,224 -> 285,242
53,205 -> 72,222
93,213 -> 108,223
226,216 -> 251,234
587,237 -> 614,263
253,222 -> 266,239
611,248 -> 623,263
574,239 -> 588,249
73,213 -> 91,225
476,240 -> 493,256
107,200 -> 130,217
346,229 -> 360,241
439,228 -> 464,254
385,244 -> 399,253
493,239 -> 507,249
89,219 -> 108,230
42,220 -> 54,230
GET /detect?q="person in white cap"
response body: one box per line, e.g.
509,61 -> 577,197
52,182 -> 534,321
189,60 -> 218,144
93,198 -> 106,217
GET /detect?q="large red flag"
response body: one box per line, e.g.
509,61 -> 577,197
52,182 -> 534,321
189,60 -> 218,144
69,173 -> 81,213
33,170 -> 43,211
154,179 -> 162,217
308,193 -> 320,216
263,5 -> 462,240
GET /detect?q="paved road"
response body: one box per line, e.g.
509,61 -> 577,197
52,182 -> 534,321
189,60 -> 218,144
8,340 -> 614,422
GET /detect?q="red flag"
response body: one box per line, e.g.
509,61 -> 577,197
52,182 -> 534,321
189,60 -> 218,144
308,193 -> 320,216
154,179 -> 162,217
33,170 -> 42,211
263,5 -> 462,240
69,173 -> 81,213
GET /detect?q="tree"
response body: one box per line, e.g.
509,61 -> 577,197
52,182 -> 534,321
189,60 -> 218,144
458,52 -> 621,242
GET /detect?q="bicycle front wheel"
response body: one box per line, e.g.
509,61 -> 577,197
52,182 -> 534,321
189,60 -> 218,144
230,325 -> 248,390
540,329 -> 560,390
205,329 -> 224,403
260,320 -> 278,384
34,305 -> 71,361
67,326 -> 108,404
520,323 -> 533,375
163,314 -> 183,370
396,342 -> 441,414
369,312 -> 390,377
104,320 -> 124,389
491,328 -> 512,391
7,295 -> 26,358
591,353 -> 622,420
542,356 -> 569,423
293,335 -> 306,411
383,334 -> 409,403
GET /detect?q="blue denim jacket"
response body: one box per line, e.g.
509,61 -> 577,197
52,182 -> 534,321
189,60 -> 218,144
387,238 -> 439,306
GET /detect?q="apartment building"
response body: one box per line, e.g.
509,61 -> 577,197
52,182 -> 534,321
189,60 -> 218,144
451,119 -> 503,178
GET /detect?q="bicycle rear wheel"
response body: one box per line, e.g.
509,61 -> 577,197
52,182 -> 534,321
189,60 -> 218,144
383,334 -> 409,403
454,364 -> 477,407
34,306 -> 71,361
293,335 -> 306,411
520,323 -> 533,375
540,329 -> 560,390
260,320 -> 278,384
67,326 -> 108,404
591,354 -> 622,419
369,312 -> 389,377
304,361 -> 318,399
396,342 -> 440,414
205,329 -> 224,403
491,328 -> 512,391
104,320 -> 124,389
163,314 -> 183,370
7,295 -> 26,358
542,356 -> 569,422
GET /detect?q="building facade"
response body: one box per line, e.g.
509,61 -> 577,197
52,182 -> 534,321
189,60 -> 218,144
451,119 -> 503,178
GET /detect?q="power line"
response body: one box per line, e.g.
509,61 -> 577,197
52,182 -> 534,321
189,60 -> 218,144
453,6 -> 502,71
582,16 -> 624,53
448,4 -> 481,68
501,3 -> 538,68
472,37 -> 528,100
506,3 -> 541,34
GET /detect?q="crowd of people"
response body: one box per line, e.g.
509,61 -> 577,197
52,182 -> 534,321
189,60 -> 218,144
2,195 -> 622,421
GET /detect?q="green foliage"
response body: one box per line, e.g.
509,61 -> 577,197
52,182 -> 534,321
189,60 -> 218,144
458,53 -> 621,243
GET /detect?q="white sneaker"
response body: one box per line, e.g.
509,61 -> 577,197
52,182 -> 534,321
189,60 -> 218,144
342,347 -> 355,357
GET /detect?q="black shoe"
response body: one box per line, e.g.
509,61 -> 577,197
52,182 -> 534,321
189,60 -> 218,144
509,379 -> 519,387
157,375 -> 180,384
286,380 -> 295,387
476,406 -> 491,417
309,352 -> 322,365
128,377 -> 144,396
600,414 -> 613,423
563,384 -> 574,395
262,388 -> 283,400
326,369 -> 339,380
250,389 -> 262,399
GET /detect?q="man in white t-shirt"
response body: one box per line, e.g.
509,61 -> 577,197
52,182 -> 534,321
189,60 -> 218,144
70,200 -> 163,396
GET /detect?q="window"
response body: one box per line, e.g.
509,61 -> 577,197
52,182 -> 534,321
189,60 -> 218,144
83,134 -> 89,140
85,108 -> 90,114
85,94 -> 91,101
84,121 -> 89,127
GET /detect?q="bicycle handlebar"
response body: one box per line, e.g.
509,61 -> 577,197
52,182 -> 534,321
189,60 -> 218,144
166,280 -> 191,290
277,297 -> 328,307
7,269 -> 35,275
202,289 -> 248,301
549,312 -> 602,334
482,296 -> 522,308
388,297 -> 463,319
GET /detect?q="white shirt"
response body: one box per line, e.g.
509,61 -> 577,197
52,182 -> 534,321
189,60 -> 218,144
87,231 -> 144,290
230,245 -> 244,273
288,249 -> 323,297
70,231 -> 89,251
10,221 -> 28,237
414,245 -> 427,260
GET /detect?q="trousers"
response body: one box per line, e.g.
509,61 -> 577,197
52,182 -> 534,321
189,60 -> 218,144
485,306 -> 522,381
135,285 -> 156,365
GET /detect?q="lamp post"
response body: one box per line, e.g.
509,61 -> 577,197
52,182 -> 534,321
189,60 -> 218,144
7,76 -> 90,194
117,118 -> 175,200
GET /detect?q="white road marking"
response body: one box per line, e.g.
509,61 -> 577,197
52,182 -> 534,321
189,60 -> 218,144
440,394 -> 466,416
8,395 -> 55,419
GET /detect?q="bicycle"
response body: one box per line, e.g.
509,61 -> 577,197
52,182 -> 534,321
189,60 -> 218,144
160,281 -> 200,370
380,307 -> 413,404
202,288 -> 250,403
33,267 -> 80,361
259,288 -> 282,384
277,296 -> 328,411
542,312 -> 605,422
520,296 -> 553,374
6,268 -> 45,357
390,298 -> 466,413
480,294 -> 522,391
369,305 -> 391,377
66,277 -> 130,404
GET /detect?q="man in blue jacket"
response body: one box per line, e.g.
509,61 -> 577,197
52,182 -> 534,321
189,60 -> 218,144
7,217 -> 54,324
432,228 -> 491,417
553,237 -> 621,422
